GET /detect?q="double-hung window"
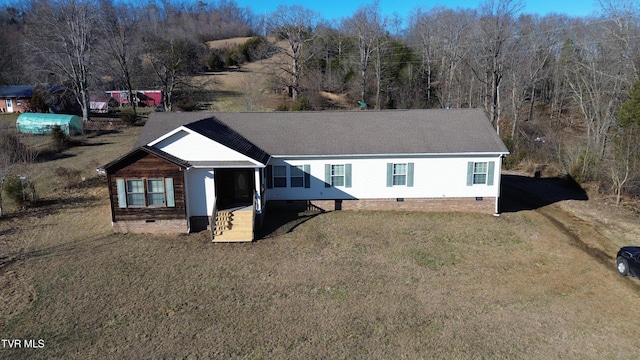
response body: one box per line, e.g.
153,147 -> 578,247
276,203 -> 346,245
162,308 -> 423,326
146,179 -> 166,206
266,164 -> 311,189
290,165 -> 305,187
393,163 -> 407,185
324,164 -> 352,188
273,165 -> 287,187
386,163 -> 414,187
117,178 -> 175,208
466,161 -> 495,186
331,165 -> 345,186
473,162 -> 487,184
126,179 -> 145,206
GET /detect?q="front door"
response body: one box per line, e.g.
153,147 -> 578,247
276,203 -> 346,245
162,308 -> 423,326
215,169 -> 254,208
6,99 -> 13,113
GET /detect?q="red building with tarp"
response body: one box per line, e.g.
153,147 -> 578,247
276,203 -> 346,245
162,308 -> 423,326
106,90 -> 162,108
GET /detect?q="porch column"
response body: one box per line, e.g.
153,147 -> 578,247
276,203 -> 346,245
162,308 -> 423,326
254,168 -> 262,213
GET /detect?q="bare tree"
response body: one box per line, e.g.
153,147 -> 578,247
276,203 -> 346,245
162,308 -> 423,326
506,14 -> 553,139
143,36 -> 205,111
268,5 -> 319,101
95,0 -> 143,115
409,7 -> 475,108
474,0 -> 524,131
562,23 -> 631,159
343,2 -> 386,107
0,6 -> 28,85
25,0 -> 98,122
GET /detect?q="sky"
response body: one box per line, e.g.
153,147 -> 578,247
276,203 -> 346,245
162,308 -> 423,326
236,0 -> 601,23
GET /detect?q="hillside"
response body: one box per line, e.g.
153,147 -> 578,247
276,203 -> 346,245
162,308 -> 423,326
203,37 -> 355,111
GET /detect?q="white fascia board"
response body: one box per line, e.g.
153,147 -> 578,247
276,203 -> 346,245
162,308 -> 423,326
189,164 -> 267,169
270,152 -> 509,159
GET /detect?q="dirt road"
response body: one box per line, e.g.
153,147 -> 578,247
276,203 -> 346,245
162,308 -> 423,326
501,173 -> 640,291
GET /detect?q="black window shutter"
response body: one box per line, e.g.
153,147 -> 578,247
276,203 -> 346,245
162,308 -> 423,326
266,165 -> 273,189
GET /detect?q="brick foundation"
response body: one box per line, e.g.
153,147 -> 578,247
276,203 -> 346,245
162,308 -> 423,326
112,218 -> 189,234
267,197 -> 497,214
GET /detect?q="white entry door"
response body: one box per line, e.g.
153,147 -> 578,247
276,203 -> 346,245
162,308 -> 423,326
6,99 -> 13,113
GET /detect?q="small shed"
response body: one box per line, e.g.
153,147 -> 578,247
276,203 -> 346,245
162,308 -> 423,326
16,113 -> 83,135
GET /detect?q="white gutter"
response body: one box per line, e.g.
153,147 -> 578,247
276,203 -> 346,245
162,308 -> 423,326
270,152 -> 510,159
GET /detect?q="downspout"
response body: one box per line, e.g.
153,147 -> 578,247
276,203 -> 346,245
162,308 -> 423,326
494,155 -> 505,216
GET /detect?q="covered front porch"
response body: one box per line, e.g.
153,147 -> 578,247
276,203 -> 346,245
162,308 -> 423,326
211,168 -> 264,242
186,166 -> 264,242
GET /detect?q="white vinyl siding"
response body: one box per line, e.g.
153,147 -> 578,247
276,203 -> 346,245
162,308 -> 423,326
266,157 -> 500,201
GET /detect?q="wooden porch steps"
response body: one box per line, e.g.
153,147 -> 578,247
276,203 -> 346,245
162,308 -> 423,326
212,206 -> 254,242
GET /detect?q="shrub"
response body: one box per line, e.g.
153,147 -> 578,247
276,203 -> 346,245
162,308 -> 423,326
567,148 -> 598,184
208,51 -> 225,71
224,48 -> 241,67
50,125 -> 70,152
239,36 -> 273,62
501,135 -> 527,170
292,96 -> 312,111
4,176 -> 29,206
275,103 -> 289,111
55,167 -> 83,188
0,131 -> 33,162
120,108 -> 138,126
174,97 -> 199,112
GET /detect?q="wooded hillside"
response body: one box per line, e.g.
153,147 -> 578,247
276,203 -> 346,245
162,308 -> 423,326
1,0 -> 640,206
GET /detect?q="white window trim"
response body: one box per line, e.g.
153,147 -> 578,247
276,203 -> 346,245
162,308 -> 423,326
331,164 -> 345,187
473,162 -> 488,185
392,163 -> 407,186
117,177 -> 175,208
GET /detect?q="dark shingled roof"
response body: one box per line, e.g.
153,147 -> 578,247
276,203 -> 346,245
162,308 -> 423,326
183,118 -> 270,164
0,85 -> 34,98
135,109 -> 509,158
0,85 -> 68,98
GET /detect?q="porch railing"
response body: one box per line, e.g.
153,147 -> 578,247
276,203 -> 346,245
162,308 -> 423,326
209,197 -> 217,241
252,190 -> 257,232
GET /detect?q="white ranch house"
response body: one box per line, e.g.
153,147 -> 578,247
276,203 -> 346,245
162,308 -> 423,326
103,109 -> 509,241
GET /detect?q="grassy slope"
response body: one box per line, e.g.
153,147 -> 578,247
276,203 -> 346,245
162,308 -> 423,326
1,124 -> 639,358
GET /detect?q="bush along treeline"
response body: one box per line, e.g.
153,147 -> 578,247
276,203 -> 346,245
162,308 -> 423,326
208,36 -> 276,70
2,0 -> 640,204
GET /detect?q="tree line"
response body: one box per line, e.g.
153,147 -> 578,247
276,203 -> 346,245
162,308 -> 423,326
1,0 -> 640,205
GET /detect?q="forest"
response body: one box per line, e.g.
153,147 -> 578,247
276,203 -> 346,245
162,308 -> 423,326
1,0 -> 640,207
